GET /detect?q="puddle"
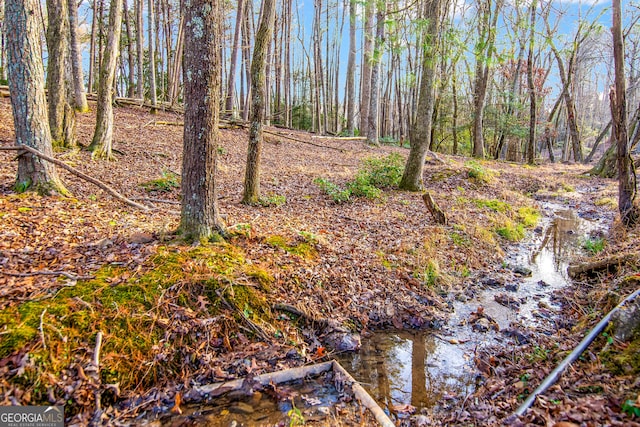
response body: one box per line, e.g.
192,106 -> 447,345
339,202 -> 609,419
148,371 -> 343,426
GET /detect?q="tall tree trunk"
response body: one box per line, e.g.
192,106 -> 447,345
67,0 -> 89,112
526,0 -> 537,165
241,1 -> 253,121
360,0 -> 374,135
283,0 -> 292,127
135,0 -> 144,99
6,0 -> 67,195
148,0 -> 158,112
471,0 -> 502,158
123,0 -> 136,98
180,0 -> 225,240
89,0 -> 123,160
88,0 -> 99,92
243,0 -> 277,204
46,0 -> 70,146
366,0 -> 385,146
399,0 -> 444,191
225,0 -> 245,118
168,17 -> 184,105
612,0 -> 637,225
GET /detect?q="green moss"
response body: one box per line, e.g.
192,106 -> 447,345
496,220 -> 526,241
265,235 -> 317,259
517,207 -> 540,227
140,170 -> 180,193
602,335 -> 640,375
0,241 -> 276,398
474,198 -> 511,213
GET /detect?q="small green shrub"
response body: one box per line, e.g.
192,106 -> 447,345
314,154 -> 403,203
358,153 -> 404,188
314,178 -> 351,203
582,237 -> 605,254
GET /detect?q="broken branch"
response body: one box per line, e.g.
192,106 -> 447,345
0,145 -> 150,211
422,191 -> 448,225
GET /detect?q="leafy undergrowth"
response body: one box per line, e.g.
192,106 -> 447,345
0,97 -> 631,425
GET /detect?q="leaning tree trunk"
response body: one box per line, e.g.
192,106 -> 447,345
67,0 -> 89,112
89,0 -> 123,160
46,0 -> 71,147
242,0 -> 276,205
399,0 -> 444,191
6,0 -> 67,195
180,0 -> 225,240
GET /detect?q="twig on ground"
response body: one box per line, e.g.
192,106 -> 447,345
39,309 -> 47,350
1,269 -> 95,281
0,145 -> 151,211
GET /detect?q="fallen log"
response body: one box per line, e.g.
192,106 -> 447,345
567,252 -> 638,278
0,145 -> 150,211
422,191 -> 448,225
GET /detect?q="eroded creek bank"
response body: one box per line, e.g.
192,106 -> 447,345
338,200 -> 611,424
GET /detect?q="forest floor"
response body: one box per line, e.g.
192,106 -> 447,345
0,97 -> 639,426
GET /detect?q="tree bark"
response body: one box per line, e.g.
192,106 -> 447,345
243,0 -> 277,204
88,0 -> 98,92
360,0 -> 374,135
399,0 -> 444,190
471,0 -> 502,158
180,0 -> 225,240
89,0 -> 124,160
148,0 -> 158,112
123,0 -> 136,98
612,0 -> 638,226
46,0 -> 70,147
6,0 -> 67,195
67,0 -> 89,112
224,0 -> 245,119
135,0 -> 144,99
526,0 -> 537,165
366,0 -> 386,146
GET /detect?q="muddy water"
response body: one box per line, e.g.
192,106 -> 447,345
338,203 -> 607,419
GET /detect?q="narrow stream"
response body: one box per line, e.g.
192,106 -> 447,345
338,202 -> 608,419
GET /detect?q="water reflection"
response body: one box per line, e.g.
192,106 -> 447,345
338,331 -> 474,417
340,203 -> 606,418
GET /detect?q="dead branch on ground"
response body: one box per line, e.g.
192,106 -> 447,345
0,145 -> 151,211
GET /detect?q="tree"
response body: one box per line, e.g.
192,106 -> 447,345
224,0 -> 245,118
67,0 -> 89,112
345,0 -> 357,136
88,0 -> 123,160
243,0 -> 277,204
179,0 -> 225,240
612,0 -> 638,225
366,0 -> 386,146
46,0 -> 72,147
471,0 -> 503,158
526,0 -> 537,165
6,0 -> 67,195
148,0 -> 158,112
399,0 -> 446,190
